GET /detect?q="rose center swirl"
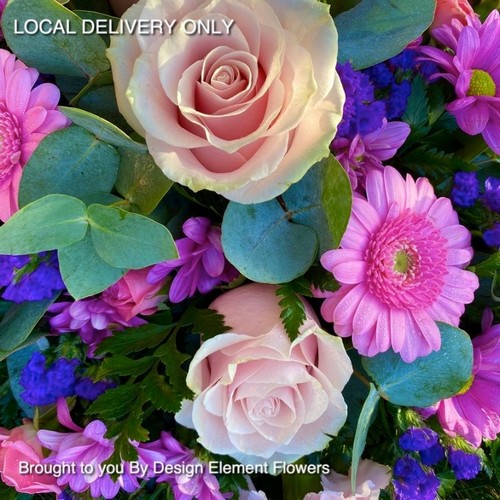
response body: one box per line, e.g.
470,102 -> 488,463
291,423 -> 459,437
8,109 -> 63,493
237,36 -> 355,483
365,211 -> 448,309
0,103 -> 22,182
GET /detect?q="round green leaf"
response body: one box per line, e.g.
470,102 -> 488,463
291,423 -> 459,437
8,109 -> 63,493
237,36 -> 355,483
221,200 -> 318,283
362,322 -> 474,407
88,204 -> 178,269
3,0 -> 110,78
336,0 -> 435,69
0,194 -> 88,255
19,126 -> 120,207
58,232 -> 126,300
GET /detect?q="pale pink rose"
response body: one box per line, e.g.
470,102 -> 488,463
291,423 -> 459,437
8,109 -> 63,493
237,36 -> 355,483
430,0 -> 475,31
304,460 -> 391,500
107,0 -> 345,203
175,283 -> 352,466
101,267 -> 167,321
0,422 -> 61,495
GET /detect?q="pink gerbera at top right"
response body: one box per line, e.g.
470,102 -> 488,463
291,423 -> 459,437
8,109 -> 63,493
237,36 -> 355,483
420,10 -> 500,154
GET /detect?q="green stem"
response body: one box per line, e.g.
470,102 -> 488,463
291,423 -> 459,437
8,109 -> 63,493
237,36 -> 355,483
456,134 -> 489,162
353,368 -> 371,388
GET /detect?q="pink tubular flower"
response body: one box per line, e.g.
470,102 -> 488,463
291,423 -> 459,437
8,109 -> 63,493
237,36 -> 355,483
0,0 -> 7,38
333,119 -> 411,190
305,460 -> 391,500
101,267 -> 167,321
148,217 -> 238,303
430,0 -> 475,31
320,166 -> 479,362
0,422 -> 61,495
420,11 -> 500,154
0,49 -> 70,220
424,309 -> 500,446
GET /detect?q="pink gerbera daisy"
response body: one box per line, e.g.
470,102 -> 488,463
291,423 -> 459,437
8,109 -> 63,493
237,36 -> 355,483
320,166 -> 479,362
0,49 -> 70,221
420,11 -> 500,154
424,308 -> 500,446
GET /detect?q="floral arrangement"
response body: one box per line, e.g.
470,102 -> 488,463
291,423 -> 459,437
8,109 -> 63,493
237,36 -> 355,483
0,0 -> 498,499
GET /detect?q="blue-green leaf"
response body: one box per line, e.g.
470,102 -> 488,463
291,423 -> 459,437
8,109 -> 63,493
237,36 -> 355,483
362,322 -> 473,407
0,195 -> 88,255
221,200 -> 317,283
3,0 -> 110,78
19,126 -> 120,207
88,204 -> 178,269
336,0 -> 435,69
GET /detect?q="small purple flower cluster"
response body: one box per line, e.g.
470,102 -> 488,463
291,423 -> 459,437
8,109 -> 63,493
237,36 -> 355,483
19,352 -> 111,406
393,427 -> 482,499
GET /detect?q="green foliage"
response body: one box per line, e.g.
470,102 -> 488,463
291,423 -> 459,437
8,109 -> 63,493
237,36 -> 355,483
96,355 -> 156,379
0,194 -> 88,255
221,156 -> 351,283
363,322 -> 474,407
276,283 -> 307,342
87,384 -> 142,419
179,306 -> 232,340
335,0 -> 435,69
87,204 -> 178,269
0,298 -> 56,361
3,0 -> 109,78
351,384 -> 380,493
19,125 -> 120,207
402,76 -> 430,137
115,148 -> 174,215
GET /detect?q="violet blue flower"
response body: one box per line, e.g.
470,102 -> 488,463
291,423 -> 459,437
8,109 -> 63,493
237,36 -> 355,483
451,171 -> 480,207
482,176 -> 500,212
420,11 -> 500,154
448,448 -> 482,480
147,217 -> 238,303
392,456 -> 440,500
483,223 -> 500,247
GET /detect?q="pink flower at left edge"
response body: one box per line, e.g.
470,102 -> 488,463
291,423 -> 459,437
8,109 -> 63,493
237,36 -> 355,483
0,49 -> 70,221
0,422 -> 61,495
423,308 -> 500,447
320,166 -> 479,363
0,0 -> 7,38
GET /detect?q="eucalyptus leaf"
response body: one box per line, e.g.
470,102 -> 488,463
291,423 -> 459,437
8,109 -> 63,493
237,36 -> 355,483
284,156 -> 352,253
88,204 -> 178,269
336,0 -> 435,69
351,384 -> 380,493
3,0 -> 109,78
0,195 -> 88,255
59,107 -> 147,153
115,148 -> 174,214
221,200 -> 318,283
58,232 -> 126,300
362,322 -> 474,407
19,126 -> 120,206
74,10 -> 119,46
0,298 -> 55,356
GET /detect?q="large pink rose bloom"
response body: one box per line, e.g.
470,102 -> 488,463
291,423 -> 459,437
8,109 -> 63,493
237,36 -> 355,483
175,283 -> 352,465
107,0 -> 345,203
0,422 -> 61,495
423,308 -> 500,446
430,0 -> 475,31
0,49 -> 70,221
321,166 -> 479,363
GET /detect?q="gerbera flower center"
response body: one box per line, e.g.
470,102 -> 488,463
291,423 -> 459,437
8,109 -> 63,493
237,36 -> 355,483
467,69 -> 496,97
0,103 -> 22,182
365,211 -> 448,309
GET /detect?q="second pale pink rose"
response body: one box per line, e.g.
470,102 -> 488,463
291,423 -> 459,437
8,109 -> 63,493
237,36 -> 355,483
175,283 -> 352,466
430,0 -> 475,31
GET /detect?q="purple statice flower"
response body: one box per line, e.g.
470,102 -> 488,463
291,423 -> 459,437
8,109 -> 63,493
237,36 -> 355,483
399,427 -> 439,452
142,431 -> 228,500
333,119 -> 410,190
451,171 -> 480,207
385,80 -> 412,120
420,442 -> 446,466
484,222 -> 500,247
147,217 -> 238,304
482,176 -> 500,213
392,456 -> 440,500
74,377 -> 113,401
448,448 -> 482,480
19,352 -> 79,406
0,251 -> 64,303
335,62 -> 386,140
49,296 -> 145,356
420,11 -> 500,154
